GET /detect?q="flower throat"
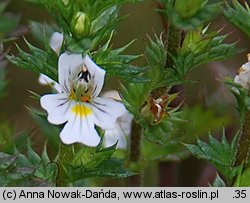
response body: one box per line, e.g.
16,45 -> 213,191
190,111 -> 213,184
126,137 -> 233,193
70,67 -> 93,102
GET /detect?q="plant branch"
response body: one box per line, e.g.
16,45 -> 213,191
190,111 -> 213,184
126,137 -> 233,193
128,120 -> 143,186
234,110 -> 250,167
151,23 -> 182,99
56,143 -> 74,186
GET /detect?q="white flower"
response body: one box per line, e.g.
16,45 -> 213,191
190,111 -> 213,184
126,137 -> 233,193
40,53 -> 127,147
49,32 -> 64,55
38,32 -> 63,90
234,54 -> 250,90
102,91 -> 133,149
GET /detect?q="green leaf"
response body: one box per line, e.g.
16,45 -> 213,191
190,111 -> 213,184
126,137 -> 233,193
185,131 -> 240,183
144,34 -> 183,88
26,0 -> 141,50
30,109 -> 60,153
122,83 -> 150,119
175,0 -> 207,19
66,157 -> 134,183
173,26 -> 240,76
72,145 -> 116,169
224,1 -> 250,38
143,117 -> 174,144
95,158 -> 134,178
142,104 -> 231,161
27,140 -> 41,165
237,167 -> 250,186
161,0 -> 222,30
7,39 -> 58,81
90,6 -> 118,34
95,41 -> 147,83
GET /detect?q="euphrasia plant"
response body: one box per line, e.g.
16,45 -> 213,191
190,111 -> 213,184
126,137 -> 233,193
1,0 -> 249,187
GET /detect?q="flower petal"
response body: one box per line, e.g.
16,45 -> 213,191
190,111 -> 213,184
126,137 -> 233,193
118,112 -> 133,135
58,53 -> 84,93
38,74 -> 62,93
101,90 -> 121,101
60,103 -> 100,146
50,32 -> 63,55
91,97 -> 127,130
40,93 -> 71,125
83,54 -> 105,97
104,125 -> 127,149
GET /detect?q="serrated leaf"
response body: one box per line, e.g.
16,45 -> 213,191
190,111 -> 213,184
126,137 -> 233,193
30,110 -> 60,153
173,27 -> 240,76
224,1 -> 250,38
7,39 -> 58,81
122,83 -> 150,118
96,158 -> 134,178
72,145 -> 116,169
94,40 -> 146,83
185,132 -> 239,183
144,117 -> 174,144
90,6 -> 118,34
27,142 -> 41,165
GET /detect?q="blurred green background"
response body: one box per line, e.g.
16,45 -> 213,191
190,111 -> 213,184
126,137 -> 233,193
1,0 -> 250,186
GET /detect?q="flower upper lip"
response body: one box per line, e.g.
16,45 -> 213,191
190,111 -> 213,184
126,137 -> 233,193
58,53 -> 106,99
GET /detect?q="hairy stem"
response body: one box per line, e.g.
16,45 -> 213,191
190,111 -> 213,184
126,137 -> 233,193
165,24 -> 182,69
151,23 -> 182,99
128,120 -> 143,187
56,143 -> 74,186
234,110 -> 250,167
155,1 -> 183,185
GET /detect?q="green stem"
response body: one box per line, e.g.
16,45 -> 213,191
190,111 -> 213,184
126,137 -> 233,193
165,24 -> 182,69
234,110 -> 250,167
151,23 -> 182,99
56,143 -> 74,186
128,120 -> 143,187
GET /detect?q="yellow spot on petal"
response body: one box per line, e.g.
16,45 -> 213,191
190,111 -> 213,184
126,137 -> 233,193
72,104 -> 92,117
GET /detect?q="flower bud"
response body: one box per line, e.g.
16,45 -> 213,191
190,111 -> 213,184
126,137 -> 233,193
71,12 -> 90,38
